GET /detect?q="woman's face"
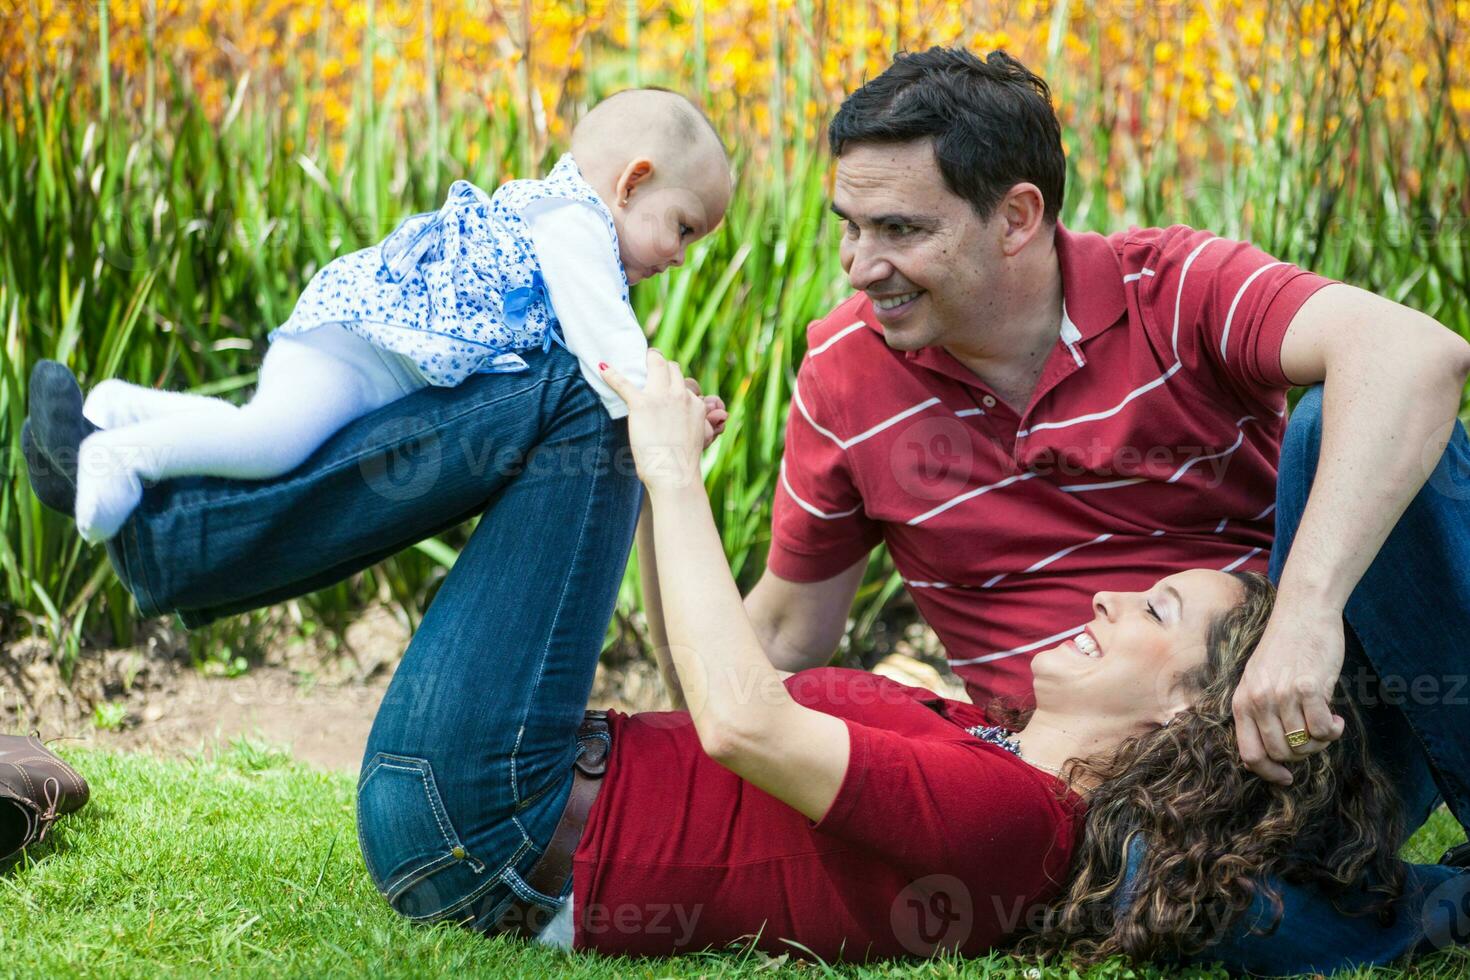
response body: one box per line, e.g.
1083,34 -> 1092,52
1030,569 -> 1245,727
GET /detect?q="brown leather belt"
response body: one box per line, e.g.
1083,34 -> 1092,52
492,709 -> 609,938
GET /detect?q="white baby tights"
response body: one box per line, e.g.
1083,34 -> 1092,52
75,329 -> 416,543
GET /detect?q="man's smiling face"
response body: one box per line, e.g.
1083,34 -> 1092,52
832,140 -> 1001,352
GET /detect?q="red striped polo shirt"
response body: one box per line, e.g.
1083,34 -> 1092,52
770,223 -> 1335,707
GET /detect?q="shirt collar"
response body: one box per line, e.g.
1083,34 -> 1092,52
1053,221 -> 1127,340
854,220 -> 1127,342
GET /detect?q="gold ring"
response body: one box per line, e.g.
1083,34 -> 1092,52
1285,729 -> 1311,749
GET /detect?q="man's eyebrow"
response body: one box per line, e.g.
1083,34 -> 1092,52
1165,585 -> 1185,621
827,203 -> 930,227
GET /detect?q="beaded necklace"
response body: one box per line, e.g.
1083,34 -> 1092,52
966,724 -> 1067,779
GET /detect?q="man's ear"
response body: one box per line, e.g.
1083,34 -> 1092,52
615,158 -> 656,207
998,182 -> 1047,257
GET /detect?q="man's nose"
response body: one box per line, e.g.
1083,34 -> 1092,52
845,240 -> 894,292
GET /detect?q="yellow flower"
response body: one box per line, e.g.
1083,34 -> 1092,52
1235,13 -> 1264,48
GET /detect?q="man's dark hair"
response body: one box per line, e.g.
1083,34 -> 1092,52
829,48 -> 1066,224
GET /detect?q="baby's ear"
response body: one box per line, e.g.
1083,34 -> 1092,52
616,158 -> 656,204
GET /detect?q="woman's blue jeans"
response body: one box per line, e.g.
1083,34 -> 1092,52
1144,384 -> 1470,974
104,361 -> 1470,963
105,346 -> 643,928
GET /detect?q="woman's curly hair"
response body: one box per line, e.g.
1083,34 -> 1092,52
1018,571 -> 1404,964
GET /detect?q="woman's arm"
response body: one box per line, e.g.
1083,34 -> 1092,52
636,495 -> 684,710
648,479 -> 849,821
603,353 -> 848,822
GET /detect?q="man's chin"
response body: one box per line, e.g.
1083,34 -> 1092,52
877,321 -> 931,352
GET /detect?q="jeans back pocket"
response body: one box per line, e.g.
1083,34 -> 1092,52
357,753 -> 487,921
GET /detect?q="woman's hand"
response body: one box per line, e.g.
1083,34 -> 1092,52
601,351 -> 710,494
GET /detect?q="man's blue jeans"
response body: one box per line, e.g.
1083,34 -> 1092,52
105,346 -> 644,928
1151,384 -> 1470,973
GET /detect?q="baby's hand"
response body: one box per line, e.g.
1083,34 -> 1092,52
683,378 -> 728,450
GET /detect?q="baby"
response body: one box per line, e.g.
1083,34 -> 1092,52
71,88 -> 732,542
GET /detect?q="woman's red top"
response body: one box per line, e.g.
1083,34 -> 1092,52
571,667 -> 1084,959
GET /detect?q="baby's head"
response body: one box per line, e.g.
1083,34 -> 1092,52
572,89 -> 732,284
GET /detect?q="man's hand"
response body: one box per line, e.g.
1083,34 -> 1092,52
1231,598 -> 1347,784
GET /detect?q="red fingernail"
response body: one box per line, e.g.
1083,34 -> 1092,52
598,362 -> 608,371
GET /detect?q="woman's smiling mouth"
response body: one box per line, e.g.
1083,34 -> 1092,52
1071,630 -> 1103,658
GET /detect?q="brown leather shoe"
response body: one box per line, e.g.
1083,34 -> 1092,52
0,734 -> 89,861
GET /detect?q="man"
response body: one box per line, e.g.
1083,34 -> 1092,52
742,47 -> 1470,970
750,47 -> 1468,780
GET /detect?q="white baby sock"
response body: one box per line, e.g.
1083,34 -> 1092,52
74,432 -> 145,543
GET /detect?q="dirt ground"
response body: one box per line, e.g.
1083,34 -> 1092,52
1,605 -> 965,772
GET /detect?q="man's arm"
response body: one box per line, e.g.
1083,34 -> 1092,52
744,560 -> 868,673
642,505 -> 865,708
1234,282 -> 1470,783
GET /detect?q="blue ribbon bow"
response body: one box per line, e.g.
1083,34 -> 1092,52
377,185 -> 567,355
504,270 -> 568,353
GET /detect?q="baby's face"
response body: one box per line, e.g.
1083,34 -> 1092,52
612,162 -> 730,284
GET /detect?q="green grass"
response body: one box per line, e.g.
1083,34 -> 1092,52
1,743 -> 1466,978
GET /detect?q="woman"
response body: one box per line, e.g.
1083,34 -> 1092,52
353,350 -> 1410,960
30,346 -> 1451,962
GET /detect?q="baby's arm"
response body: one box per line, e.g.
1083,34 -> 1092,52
524,198 -> 648,418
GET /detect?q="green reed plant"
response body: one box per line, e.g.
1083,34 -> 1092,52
2,18 -> 1467,668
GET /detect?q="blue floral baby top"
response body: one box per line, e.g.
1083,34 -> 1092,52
272,154 -> 628,386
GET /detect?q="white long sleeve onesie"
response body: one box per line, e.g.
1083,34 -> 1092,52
524,197 -> 649,418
